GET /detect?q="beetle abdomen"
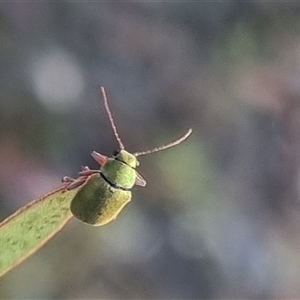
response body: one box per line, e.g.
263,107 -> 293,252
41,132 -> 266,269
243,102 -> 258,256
70,174 -> 131,226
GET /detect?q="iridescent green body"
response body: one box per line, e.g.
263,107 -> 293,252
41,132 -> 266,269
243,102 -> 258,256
101,150 -> 137,189
70,150 -> 137,226
70,174 -> 131,226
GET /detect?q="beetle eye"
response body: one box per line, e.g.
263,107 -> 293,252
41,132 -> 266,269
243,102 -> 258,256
113,150 -> 120,156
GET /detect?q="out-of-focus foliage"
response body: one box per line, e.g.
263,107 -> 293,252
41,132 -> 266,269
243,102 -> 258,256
1,2 -> 300,299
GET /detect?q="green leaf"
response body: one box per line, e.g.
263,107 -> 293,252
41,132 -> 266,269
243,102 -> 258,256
0,185 -> 80,277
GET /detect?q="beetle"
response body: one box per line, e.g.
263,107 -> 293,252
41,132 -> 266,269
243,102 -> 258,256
63,87 -> 192,226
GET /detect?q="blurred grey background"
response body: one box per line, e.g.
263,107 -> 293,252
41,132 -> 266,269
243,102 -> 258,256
1,2 -> 300,299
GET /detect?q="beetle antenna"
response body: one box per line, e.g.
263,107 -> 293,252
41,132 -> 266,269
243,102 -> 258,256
100,87 -> 125,150
134,128 -> 192,157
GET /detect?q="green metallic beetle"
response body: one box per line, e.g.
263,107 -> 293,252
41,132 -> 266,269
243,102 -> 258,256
63,87 -> 192,226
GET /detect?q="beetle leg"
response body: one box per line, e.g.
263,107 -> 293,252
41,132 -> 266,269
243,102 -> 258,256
135,171 -> 147,187
65,176 -> 89,190
62,176 -> 75,183
91,151 -> 108,166
81,165 -> 90,171
62,165 -> 100,191
78,169 -> 100,176
62,172 -> 91,191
